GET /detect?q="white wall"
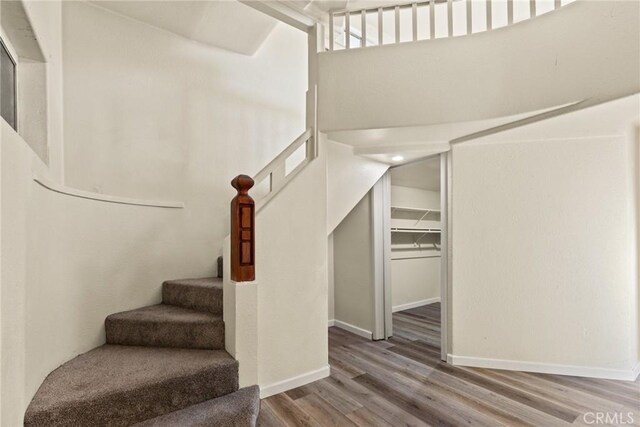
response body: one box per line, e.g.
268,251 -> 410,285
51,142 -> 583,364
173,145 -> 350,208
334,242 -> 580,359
256,138 -> 328,395
390,185 -> 440,311
391,185 -> 439,209
62,0 -> 306,241
392,257 -> 440,310
450,95 -> 640,379
333,191 -> 375,336
319,0 -> 640,132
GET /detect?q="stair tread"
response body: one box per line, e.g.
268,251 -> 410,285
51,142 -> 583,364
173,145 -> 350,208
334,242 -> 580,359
163,277 -> 223,314
105,304 -> 225,350
25,345 -> 238,427
107,304 -> 222,324
134,386 -> 260,427
164,277 -> 222,290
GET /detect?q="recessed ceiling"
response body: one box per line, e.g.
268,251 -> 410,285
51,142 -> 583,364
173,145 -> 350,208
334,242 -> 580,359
89,1 -> 278,55
390,156 -> 440,191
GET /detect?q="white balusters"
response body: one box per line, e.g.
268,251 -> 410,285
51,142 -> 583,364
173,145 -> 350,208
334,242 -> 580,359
378,8 -> 384,45
329,12 -> 334,51
326,0 -> 568,51
412,3 -> 418,41
395,6 -> 401,43
429,0 -> 435,39
447,0 -> 453,37
361,10 -> 367,47
345,12 -> 351,49
466,0 -> 472,34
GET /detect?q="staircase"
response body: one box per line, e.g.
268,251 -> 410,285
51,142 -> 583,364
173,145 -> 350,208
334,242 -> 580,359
23,278 -> 260,427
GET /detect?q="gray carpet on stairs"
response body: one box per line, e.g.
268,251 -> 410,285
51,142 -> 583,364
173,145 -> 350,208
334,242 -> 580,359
163,277 -> 223,314
133,386 -> 261,427
24,345 -> 238,427
106,304 -> 224,349
24,277 -> 260,427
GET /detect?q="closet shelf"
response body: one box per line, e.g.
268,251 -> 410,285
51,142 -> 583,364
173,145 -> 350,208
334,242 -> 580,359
391,206 -> 440,214
391,227 -> 441,234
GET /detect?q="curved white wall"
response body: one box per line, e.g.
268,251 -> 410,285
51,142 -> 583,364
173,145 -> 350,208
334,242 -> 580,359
2,123 -> 208,426
449,95 -> 640,379
318,0 -> 640,132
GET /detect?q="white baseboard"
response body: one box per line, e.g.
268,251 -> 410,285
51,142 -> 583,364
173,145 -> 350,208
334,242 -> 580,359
259,365 -> 330,398
331,320 -> 373,340
328,319 -> 335,327
632,361 -> 640,381
392,297 -> 441,313
448,354 -> 640,381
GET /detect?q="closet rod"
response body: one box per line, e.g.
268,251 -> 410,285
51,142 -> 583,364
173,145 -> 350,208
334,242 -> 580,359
391,255 -> 441,260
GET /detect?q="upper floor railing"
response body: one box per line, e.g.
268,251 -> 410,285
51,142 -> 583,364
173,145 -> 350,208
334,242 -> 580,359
328,0 -> 576,51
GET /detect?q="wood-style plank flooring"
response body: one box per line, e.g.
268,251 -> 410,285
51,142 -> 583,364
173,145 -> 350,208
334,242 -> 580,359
259,303 -> 640,426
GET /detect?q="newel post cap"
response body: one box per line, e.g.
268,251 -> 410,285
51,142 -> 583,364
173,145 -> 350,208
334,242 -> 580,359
231,175 -> 254,195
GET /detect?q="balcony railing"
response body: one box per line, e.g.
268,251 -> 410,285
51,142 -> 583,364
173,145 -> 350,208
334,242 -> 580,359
328,0 -> 576,51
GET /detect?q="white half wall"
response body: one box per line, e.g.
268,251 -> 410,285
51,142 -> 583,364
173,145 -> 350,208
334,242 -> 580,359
255,138 -> 329,396
450,95 -> 640,379
318,0 -> 640,132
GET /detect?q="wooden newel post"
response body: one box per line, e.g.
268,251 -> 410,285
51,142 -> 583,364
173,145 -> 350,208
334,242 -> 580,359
230,174 -> 255,282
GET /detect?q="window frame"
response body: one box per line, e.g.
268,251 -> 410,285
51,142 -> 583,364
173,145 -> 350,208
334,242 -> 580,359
0,33 -> 18,131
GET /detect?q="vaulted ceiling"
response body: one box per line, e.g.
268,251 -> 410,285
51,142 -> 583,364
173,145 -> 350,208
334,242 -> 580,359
89,1 -> 280,55
88,0 -> 408,55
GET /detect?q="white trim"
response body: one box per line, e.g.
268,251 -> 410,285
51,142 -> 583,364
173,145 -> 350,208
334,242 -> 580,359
392,297 -> 440,313
382,172 -> 393,340
33,175 -> 185,209
332,320 -> 373,340
447,354 -> 640,382
371,177 -> 386,340
632,361 -> 640,381
259,365 -> 330,398
328,319 -> 335,327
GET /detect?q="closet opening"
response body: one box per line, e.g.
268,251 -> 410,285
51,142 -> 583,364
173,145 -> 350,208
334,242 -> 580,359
329,152 -> 449,361
374,153 -> 449,361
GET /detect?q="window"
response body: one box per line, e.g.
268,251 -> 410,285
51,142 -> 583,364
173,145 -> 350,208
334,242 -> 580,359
0,37 -> 17,130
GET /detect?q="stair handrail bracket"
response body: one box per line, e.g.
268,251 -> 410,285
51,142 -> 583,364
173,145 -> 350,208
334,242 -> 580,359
230,175 -> 256,282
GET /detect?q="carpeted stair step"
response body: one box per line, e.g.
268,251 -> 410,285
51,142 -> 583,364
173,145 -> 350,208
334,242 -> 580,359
106,304 -> 224,350
24,345 -> 238,427
133,385 -> 261,427
163,277 -> 223,314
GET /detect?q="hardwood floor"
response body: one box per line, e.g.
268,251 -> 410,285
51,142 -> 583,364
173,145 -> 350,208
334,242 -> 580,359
259,303 -> 640,426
